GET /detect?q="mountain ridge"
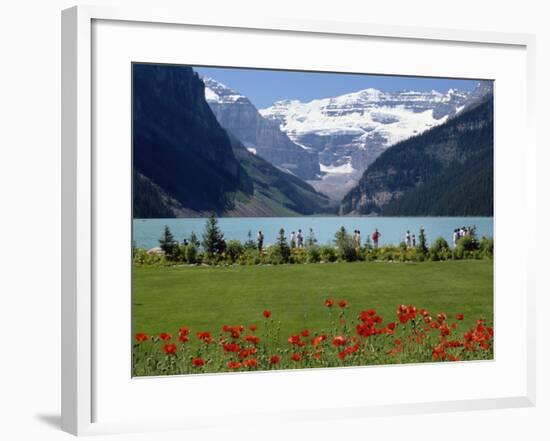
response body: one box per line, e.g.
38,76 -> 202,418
132,64 -> 331,218
339,94 -> 494,216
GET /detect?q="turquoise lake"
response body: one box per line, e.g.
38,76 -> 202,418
133,217 -> 493,250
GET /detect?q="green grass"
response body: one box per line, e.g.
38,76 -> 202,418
133,260 -> 493,343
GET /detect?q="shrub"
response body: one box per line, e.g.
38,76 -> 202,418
185,244 -> 198,264
334,226 -> 357,262
133,248 -> 166,266
266,246 -> 284,265
479,236 -> 494,258
306,245 -> 321,263
320,245 -> 337,263
226,240 -> 243,263
429,237 -> 451,261
291,247 -> 307,264
241,249 -> 262,265
457,235 -> 479,251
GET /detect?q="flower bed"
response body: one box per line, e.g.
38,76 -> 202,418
133,300 -> 493,376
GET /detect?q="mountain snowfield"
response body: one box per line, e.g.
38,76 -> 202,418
204,74 -> 491,200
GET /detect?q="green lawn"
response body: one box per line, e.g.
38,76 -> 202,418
133,260 -> 493,343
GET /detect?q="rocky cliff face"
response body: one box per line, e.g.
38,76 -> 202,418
133,64 -> 252,215
203,77 -> 321,180
340,94 -> 494,216
133,64 -> 331,218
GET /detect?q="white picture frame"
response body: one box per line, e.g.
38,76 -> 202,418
62,5 -> 537,436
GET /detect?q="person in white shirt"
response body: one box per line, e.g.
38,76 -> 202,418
453,229 -> 459,247
405,230 -> 412,248
290,231 -> 297,248
297,229 -> 304,248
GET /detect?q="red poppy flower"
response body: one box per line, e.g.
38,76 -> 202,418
291,353 -> 302,362
249,324 -> 257,332
432,344 -> 446,361
135,333 -> 149,342
238,348 -> 257,359
324,299 -> 334,308
244,358 -> 257,368
301,329 -> 310,337
440,324 -> 451,337
263,310 -> 271,318
332,335 -> 347,347
288,335 -> 305,346
192,357 -> 205,367
456,314 -> 465,321
177,327 -> 190,343
159,332 -> 172,341
163,343 -> 177,355
223,342 -> 241,353
338,300 -> 348,308
179,326 -> 190,336
270,355 -> 281,365
245,335 -> 260,345
196,331 -> 213,344
387,322 -> 396,331
311,335 -> 327,347
227,361 -> 242,370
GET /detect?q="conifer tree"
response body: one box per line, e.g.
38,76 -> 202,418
417,227 -> 428,255
276,228 -> 290,263
202,213 -> 224,260
159,225 -> 178,259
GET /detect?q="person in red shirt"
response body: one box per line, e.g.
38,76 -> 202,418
372,228 -> 381,248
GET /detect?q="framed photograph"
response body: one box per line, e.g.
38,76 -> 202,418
62,5 -> 536,435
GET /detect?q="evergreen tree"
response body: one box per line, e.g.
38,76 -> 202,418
305,228 -> 317,248
159,225 -> 178,259
334,226 -> 356,261
244,230 -> 256,250
189,231 -> 200,248
417,227 -> 428,255
276,228 -> 291,263
202,213 -> 225,260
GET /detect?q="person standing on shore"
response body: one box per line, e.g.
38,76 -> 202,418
257,230 -> 264,253
405,230 -> 411,248
297,229 -> 304,248
412,234 -> 416,247
290,231 -> 297,249
372,228 -> 381,249
356,230 -> 361,249
453,229 -> 459,247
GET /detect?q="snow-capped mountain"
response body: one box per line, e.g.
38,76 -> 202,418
260,82 -> 491,199
203,77 -> 321,180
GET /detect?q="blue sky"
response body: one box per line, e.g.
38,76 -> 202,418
194,66 -> 481,109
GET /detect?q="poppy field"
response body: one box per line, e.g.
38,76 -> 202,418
132,260 -> 493,376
